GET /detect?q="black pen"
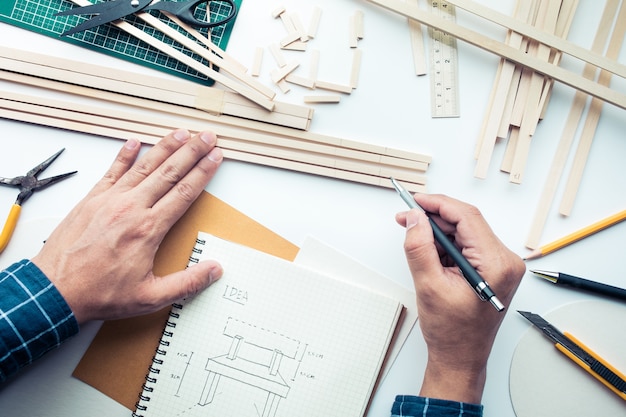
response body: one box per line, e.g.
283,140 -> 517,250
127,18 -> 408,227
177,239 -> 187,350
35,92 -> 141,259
390,177 -> 505,312
531,269 -> 626,302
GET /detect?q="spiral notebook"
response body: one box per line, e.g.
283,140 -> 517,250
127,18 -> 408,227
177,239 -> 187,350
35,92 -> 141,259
133,232 -> 403,417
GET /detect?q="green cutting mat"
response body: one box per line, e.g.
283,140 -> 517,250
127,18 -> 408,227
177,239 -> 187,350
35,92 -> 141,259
0,0 -> 242,84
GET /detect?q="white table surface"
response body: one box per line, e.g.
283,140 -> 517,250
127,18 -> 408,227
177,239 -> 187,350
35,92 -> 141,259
0,1 -> 625,416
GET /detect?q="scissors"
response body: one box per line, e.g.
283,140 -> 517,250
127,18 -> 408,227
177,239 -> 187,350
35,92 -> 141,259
0,149 -> 77,254
56,0 -> 238,37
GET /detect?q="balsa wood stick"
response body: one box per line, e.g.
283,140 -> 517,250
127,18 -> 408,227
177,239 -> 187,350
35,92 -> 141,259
0,96 -> 427,192
132,8 -> 276,100
559,0 -> 626,215
0,92 -> 423,184
0,56 -> 430,165
65,0 -> 275,111
408,12 -> 427,76
366,0 -> 626,110
524,0 -> 619,249
559,14 -> 626,216
0,53 -> 312,130
536,0 -> 578,120
0,75 -> 423,174
509,0 -> 562,184
446,0 -> 626,78
473,0 -> 533,177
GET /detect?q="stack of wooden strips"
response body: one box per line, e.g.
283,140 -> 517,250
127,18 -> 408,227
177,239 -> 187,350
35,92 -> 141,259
62,0 -> 282,113
0,46 -> 313,131
365,0 -> 626,246
366,0 -> 626,109
525,0 -> 626,249
474,0 -> 579,183
0,63 -> 431,193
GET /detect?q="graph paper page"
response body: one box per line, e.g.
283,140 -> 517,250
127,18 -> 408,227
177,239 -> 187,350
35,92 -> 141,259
134,232 -> 402,417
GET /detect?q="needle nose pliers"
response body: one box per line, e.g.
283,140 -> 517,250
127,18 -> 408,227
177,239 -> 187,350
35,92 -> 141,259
0,149 -> 77,254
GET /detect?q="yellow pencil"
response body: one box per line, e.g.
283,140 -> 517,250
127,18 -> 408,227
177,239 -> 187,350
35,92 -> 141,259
524,209 -> 626,260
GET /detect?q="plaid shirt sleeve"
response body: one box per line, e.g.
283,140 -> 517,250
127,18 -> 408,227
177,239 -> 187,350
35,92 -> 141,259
391,395 -> 483,417
0,259 -> 79,383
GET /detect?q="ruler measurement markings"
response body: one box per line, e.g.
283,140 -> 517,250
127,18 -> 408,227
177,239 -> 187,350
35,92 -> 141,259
428,0 -> 460,118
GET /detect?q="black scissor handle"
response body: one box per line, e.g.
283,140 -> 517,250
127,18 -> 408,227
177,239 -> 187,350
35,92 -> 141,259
145,0 -> 237,28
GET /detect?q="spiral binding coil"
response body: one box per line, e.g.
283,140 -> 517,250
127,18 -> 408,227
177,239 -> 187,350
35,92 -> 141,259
131,298 -> 187,415
132,237 -> 206,416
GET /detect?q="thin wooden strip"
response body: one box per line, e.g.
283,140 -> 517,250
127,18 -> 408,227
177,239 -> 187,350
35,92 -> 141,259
271,60 -> 300,83
219,149 -> 427,193
66,0 -> 275,111
132,9 -> 275,100
285,74 -> 316,89
307,7 -> 322,39
500,126 -> 519,173
304,95 -> 341,103
350,48 -> 363,89
0,103 -> 162,144
349,13 -> 358,48
163,13 -> 248,74
269,43 -> 287,68
473,0 -> 532,177
0,85 -> 425,174
509,0 -> 562,184
251,47 -> 264,77
497,65 -> 523,139
0,65 -> 428,164
314,80 -> 353,94
408,17 -> 427,76
0,46 -> 313,122
309,49 -> 320,81
290,12 -> 308,42
446,0 -> 626,78
508,0 -> 542,128
366,0 -> 626,110
558,1 -> 626,215
0,64 -> 310,131
537,0 -> 579,120
524,0 -> 618,248
0,98 -> 427,192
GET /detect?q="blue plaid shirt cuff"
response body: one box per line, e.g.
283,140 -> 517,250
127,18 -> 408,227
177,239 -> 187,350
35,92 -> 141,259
391,395 -> 483,417
0,259 -> 78,383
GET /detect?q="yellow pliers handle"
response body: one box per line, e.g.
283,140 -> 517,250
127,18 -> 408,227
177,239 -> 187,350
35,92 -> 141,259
0,204 -> 22,254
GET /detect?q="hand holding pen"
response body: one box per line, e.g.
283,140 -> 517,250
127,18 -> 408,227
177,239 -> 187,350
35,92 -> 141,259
392,178 -> 513,311
393,186 -> 525,403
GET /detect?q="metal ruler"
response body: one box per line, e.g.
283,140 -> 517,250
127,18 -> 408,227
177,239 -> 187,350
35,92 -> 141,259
428,0 -> 460,118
